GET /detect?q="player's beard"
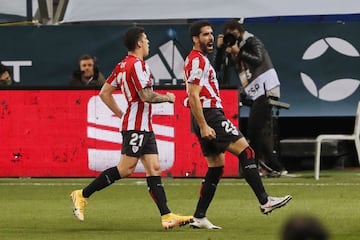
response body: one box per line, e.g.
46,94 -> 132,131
199,41 -> 213,55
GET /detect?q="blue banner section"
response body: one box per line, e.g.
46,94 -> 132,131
0,23 -> 359,117
247,22 -> 360,117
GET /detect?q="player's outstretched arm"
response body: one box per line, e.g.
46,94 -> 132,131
138,87 -> 175,103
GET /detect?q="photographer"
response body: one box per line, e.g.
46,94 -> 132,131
214,19 -> 287,177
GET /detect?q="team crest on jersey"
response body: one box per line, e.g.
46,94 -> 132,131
132,146 -> 139,153
194,68 -> 203,79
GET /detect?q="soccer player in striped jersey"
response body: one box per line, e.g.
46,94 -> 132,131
70,27 -> 192,230
183,21 -> 292,229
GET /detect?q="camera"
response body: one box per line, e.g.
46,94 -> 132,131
223,33 -> 239,47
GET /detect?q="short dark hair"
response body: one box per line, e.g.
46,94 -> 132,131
189,20 -> 213,39
222,19 -> 244,34
79,54 -> 96,62
123,27 -> 145,51
75,54 -> 99,79
281,215 -> 329,240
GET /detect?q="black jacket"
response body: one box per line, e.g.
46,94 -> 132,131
237,35 -> 274,82
214,33 -> 274,84
69,69 -> 106,86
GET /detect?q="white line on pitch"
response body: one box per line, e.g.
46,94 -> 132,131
0,182 -> 359,186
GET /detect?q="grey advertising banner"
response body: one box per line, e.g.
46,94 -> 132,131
0,22 -> 359,117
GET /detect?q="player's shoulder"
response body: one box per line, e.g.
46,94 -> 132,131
186,50 -> 207,65
188,50 -> 204,58
122,55 -> 138,65
117,55 -> 144,70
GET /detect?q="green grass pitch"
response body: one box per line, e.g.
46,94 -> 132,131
1,170 -> 360,240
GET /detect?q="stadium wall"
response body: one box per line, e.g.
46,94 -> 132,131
0,23 -> 359,117
0,88 -> 239,178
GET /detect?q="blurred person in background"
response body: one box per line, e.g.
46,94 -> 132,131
214,19 -> 287,177
69,54 -> 106,86
0,63 -> 15,86
281,214 -> 329,240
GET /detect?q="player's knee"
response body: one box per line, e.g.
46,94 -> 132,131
206,155 -> 224,167
239,146 -> 255,160
227,137 -> 250,155
118,166 -> 136,178
143,161 -> 161,175
149,167 -> 162,176
238,146 -> 257,170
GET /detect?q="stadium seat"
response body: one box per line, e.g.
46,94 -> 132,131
314,101 -> 360,180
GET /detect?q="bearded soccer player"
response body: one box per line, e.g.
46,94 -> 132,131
183,20 -> 292,229
70,27 -> 192,230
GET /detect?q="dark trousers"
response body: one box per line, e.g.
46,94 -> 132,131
247,95 -> 284,171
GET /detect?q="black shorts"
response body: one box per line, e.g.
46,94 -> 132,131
191,108 -> 243,156
121,130 -> 158,157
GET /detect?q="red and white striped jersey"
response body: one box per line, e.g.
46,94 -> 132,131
183,50 -> 223,109
106,55 -> 154,132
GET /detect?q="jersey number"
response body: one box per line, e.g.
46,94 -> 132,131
129,133 -> 145,147
221,120 -> 239,136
